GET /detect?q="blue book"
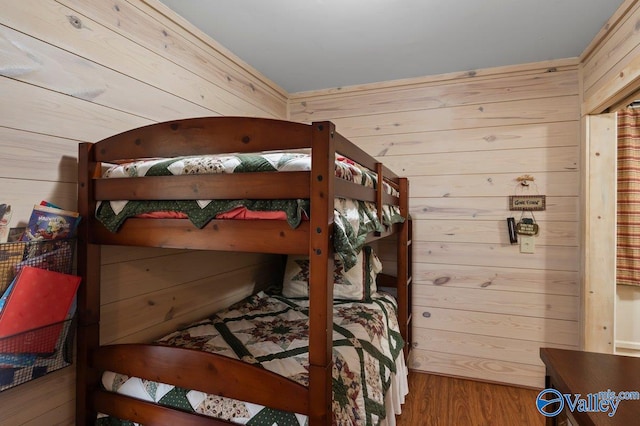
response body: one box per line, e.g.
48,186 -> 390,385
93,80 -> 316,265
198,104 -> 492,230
0,278 -> 16,313
21,204 -> 80,241
0,353 -> 37,368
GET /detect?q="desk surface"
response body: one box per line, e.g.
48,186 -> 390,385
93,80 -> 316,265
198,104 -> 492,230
540,348 -> 640,425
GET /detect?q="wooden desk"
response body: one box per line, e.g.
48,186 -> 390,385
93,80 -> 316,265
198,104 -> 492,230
540,348 -> 640,425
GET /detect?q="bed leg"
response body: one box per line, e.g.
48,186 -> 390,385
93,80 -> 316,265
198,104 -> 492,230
76,323 -> 100,425
308,363 -> 332,426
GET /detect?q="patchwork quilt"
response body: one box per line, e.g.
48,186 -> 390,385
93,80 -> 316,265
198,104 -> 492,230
97,291 -> 404,426
96,153 -> 404,270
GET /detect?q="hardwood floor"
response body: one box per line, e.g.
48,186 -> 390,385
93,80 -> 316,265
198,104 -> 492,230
395,372 -> 546,426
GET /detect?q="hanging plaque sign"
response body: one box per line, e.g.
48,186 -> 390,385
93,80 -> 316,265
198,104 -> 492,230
509,195 -> 546,211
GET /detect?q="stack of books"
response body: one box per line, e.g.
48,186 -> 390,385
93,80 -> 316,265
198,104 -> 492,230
0,202 -> 81,368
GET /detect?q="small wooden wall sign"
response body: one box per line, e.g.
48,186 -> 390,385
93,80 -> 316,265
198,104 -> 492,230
509,195 -> 546,211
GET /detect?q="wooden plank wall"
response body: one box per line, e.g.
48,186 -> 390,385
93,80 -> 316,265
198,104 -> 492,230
290,60 -> 582,388
580,0 -> 640,356
581,0 -> 640,114
0,0 -> 287,424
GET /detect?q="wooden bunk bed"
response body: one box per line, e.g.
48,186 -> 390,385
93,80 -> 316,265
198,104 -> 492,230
76,117 -> 412,426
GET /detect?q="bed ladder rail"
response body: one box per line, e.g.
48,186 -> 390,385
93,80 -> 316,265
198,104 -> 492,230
397,178 -> 412,357
372,179 -> 412,357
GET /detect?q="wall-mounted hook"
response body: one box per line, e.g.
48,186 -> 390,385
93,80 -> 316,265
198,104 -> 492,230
516,174 -> 535,187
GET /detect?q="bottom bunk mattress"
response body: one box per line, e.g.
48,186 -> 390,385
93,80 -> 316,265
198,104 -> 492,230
97,291 -> 408,426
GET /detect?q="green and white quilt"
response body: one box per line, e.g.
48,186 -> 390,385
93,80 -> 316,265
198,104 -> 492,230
96,153 -> 404,270
97,291 -> 404,426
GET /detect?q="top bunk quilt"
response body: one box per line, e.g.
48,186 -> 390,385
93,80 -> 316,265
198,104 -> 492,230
96,152 -> 404,270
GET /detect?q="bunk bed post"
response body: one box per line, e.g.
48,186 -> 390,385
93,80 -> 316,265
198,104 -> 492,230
397,178 -> 412,357
375,163 -> 384,236
77,143 -> 102,425
308,121 -> 335,426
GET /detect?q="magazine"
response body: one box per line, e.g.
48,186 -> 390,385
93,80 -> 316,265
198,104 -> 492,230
7,227 -> 25,242
15,242 -> 73,275
0,204 -> 11,243
21,204 -> 80,242
0,242 -> 25,294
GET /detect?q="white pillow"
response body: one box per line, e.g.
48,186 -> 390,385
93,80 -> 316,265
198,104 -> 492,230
282,246 -> 382,301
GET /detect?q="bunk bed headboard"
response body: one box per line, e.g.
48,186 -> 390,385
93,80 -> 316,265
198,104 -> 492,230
93,116 -> 313,161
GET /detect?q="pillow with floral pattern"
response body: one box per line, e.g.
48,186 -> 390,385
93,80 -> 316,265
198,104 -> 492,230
282,246 -> 382,301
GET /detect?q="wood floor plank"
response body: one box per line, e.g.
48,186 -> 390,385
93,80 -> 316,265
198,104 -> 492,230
395,371 -> 545,426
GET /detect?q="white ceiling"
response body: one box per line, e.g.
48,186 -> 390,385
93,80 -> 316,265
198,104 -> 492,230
158,0 -> 624,93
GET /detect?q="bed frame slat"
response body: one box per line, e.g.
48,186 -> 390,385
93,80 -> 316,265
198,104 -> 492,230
90,219 -> 310,254
333,132 -> 399,182
94,173 -> 398,204
94,344 -> 310,415
95,117 -> 312,162
93,390 -> 235,425
95,172 -> 311,200
334,178 -> 399,205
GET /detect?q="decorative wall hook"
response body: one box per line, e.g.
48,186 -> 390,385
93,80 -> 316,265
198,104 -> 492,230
516,174 -> 535,187
510,174 -> 545,211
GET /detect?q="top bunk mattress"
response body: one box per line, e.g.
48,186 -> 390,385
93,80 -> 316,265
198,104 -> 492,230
96,153 -> 404,269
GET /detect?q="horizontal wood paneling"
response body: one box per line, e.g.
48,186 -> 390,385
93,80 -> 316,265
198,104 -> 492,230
408,241 -> 579,271
381,263 -> 579,298
25,401 -> 75,426
409,348 -> 546,388
0,178 -> 78,221
291,63 -> 580,387
100,251 -> 272,304
410,196 -> 578,221
0,24 -> 214,122
101,246 -> 187,265
330,96 -> 578,137
380,260 -> 579,297
381,146 -> 578,177
412,219 -> 578,246
411,328 -> 577,367
0,0 -> 282,119
102,262 -> 275,344
0,0 -> 287,423
412,306 -> 578,346
291,70 -> 578,121
410,263 -> 578,296
0,127 -> 78,182
0,368 -> 75,425
296,59 -> 579,99
0,76 -> 152,141
581,1 -> 640,113
59,0 -> 286,117
582,0 -> 640,101
409,173 -> 579,198
352,121 -> 579,157
413,284 -> 579,321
